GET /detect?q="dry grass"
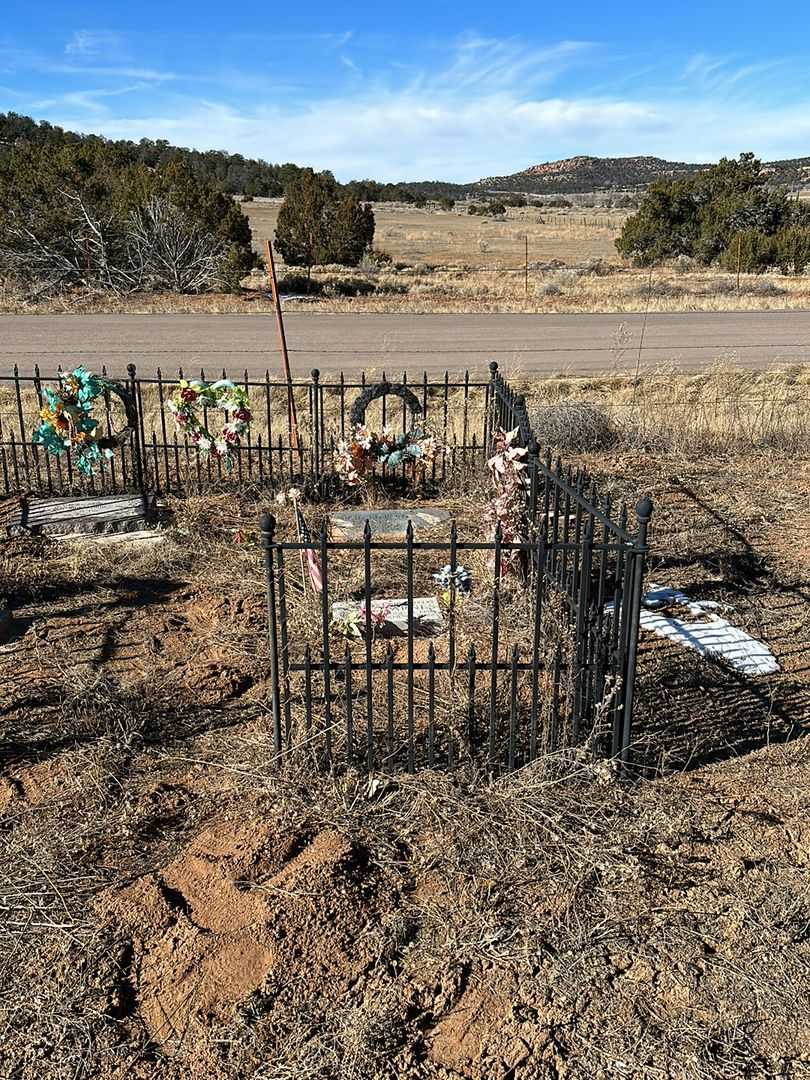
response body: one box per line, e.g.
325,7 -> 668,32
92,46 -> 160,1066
242,199 -> 628,268
2,444 -> 810,1076
4,266 -> 809,316
3,197 -> 809,315
4,365 -> 809,475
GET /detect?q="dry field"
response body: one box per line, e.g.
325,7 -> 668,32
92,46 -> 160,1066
2,424 -> 809,1077
3,198 -> 810,315
241,199 -> 628,269
4,266 -> 810,317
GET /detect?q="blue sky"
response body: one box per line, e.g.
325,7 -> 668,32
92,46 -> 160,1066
2,1 -> 809,181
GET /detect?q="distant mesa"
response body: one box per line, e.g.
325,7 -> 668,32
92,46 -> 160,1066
472,153 -> 810,196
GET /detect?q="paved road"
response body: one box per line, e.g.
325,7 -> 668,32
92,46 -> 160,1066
1,311 -> 809,379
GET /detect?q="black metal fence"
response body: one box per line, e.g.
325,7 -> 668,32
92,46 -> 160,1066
260,365 -> 652,772
0,364 -> 492,497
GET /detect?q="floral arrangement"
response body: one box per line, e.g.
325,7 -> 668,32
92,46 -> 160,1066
32,366 -> 118,477
486,427 -> 530,574
166,378 -> 251,471
332,601 -> 393,639
334,423 -> 441,486
432,564 -> 472,598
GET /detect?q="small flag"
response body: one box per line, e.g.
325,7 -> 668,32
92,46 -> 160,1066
295,504 -> 323,593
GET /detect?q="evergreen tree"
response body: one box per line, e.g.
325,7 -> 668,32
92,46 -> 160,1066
616,154 -> 796,267
274,170 -> 332,277
274,172 -> 375,274
325,194 -> 375,265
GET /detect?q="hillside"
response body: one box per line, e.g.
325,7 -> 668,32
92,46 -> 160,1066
2,113 -> 808,200
474,153 -> 810,195
476,154 -> 701,194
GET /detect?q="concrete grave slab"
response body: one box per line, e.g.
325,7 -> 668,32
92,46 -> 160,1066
6,494 -> 165,537
332,597 -> 443,637
330,507 -> 451,539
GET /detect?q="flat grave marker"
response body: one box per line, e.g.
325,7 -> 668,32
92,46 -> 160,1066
330,507 -> 451,539
6,495 -> 162,537
332,597 -> 443,638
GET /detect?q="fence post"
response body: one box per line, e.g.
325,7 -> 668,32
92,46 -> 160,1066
486,361 -> 499,447
260,511 -> 283,765
310,367 -> 321,484
618,496 -> 653,768
126,363 -> 145,494
526,435 -> 540,527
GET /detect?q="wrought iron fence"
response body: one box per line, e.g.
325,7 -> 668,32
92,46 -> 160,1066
0,364 -> 491,497
260,365 -> 652,772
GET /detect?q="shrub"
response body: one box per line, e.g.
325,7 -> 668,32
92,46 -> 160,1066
332,277 -> 376,297
275,170 -> 374,275
616,154 -> 796,267
275,272 -> 325,296
774,226 -> 810,274
0,148 -> 256,295
718,230 -> 778,274
531,402 -> 619,452
746,278 -> 786,296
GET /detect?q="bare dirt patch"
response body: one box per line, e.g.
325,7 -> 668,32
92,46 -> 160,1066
2,451 -> 810,1077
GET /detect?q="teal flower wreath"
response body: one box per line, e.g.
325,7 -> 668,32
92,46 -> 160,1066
32,366 -> 135,477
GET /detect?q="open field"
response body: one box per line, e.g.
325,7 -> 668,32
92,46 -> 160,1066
4,266 -> 810,316
241,199 -> 629,269
2,433 -> 809,1077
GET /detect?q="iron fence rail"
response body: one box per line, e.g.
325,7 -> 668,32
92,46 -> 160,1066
0,364 -> 492,497
259,362 -> 652,772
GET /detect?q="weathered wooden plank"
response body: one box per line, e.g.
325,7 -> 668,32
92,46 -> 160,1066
7,494 -> 159,536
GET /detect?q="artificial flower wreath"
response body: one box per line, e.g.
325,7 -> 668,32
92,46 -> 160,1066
32,366 -> 133,477
334,423 -> 441,486
166,378 -> 251,471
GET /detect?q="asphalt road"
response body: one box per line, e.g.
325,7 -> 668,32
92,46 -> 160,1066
1,310 -> 809,379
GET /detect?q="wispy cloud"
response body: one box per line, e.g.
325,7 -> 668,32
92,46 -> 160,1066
340,54 -> 361,76
31,83 -> 152,114
681,52 -> 786,96
65,30 -> 125,58
49,63 -> 177,82
3,32 -> 809,180
423,35 -> 595,95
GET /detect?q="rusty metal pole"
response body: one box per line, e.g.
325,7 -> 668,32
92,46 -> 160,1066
264,238 -> 301,461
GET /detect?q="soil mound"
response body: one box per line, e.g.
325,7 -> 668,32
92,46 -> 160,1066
100,818 -> 400,1047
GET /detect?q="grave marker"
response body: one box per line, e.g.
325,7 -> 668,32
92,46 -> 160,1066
332,597 -> 443,638
330,507 -> 450,539
7,494 -> 163,537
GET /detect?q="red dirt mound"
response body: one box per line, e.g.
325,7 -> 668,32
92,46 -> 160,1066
99,817 -> 401,1048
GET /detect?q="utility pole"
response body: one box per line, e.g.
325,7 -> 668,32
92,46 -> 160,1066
736,233 -> 742,293
524,235 -> 529,298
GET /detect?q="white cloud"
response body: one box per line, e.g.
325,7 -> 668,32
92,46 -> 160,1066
41,90 -> 810,181
50,64 -> 176,82
65,30 -> 125,58
7,34 -> 810,180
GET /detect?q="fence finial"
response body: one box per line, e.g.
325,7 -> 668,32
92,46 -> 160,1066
489,361 -> 498,375
635,496 -> 653,523
310,368 -> 320,382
